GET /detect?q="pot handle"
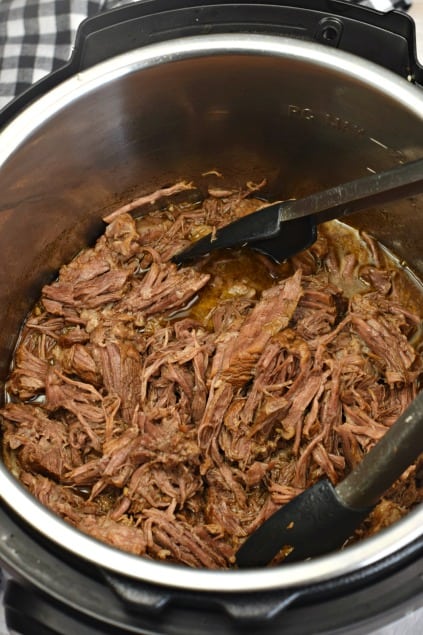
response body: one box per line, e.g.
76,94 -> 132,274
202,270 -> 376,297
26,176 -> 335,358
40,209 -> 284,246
102,570 -> 301,622
1,0 -> 422,127
72,0 -> 423,80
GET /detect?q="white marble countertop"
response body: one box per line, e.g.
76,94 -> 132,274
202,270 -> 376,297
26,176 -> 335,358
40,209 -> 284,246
410,1 -> 423,57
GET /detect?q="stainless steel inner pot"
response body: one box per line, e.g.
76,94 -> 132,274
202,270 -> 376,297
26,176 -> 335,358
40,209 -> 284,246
0,34 -> 422,593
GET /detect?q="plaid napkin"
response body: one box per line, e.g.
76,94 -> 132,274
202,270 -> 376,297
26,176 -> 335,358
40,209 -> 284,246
0,0 -> 413,110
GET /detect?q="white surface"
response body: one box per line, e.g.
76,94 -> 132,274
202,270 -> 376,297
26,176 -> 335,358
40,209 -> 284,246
412,0 -> 423,58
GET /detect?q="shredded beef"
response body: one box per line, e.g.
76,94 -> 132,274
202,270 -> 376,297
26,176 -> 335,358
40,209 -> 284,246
1,182 -> 422,568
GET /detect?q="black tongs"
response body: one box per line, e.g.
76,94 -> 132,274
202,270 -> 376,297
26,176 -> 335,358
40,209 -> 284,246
173,158 -> 423,264
236,389 -> 423,568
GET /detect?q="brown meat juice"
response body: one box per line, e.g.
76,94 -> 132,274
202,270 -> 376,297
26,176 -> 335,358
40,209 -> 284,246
1,187 -> 422,567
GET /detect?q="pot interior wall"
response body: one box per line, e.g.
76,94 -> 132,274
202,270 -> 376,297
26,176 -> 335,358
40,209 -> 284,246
0,43 -> 422,387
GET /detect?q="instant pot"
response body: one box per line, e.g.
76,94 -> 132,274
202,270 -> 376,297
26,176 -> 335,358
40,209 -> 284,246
0,1 -> 422,633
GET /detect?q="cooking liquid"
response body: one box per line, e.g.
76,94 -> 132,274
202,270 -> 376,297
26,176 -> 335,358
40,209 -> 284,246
1,200 -> 423,564
186,220 -> 423,345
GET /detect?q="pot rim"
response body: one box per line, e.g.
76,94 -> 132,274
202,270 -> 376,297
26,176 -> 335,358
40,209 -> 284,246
1,32 -> 423,162
0,33 -> 422,593
1,465 -> 422,592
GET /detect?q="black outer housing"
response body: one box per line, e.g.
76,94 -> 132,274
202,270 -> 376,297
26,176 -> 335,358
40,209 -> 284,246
1,499 -> 423,635
0,1 -> 423,633
0,0 -> 423,126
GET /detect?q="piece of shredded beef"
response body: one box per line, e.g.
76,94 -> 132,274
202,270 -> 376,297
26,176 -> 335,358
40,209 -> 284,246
1,182 -> 422,568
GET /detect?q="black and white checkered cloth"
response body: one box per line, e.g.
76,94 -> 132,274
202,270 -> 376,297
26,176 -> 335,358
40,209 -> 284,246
0,0 -> 413,110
